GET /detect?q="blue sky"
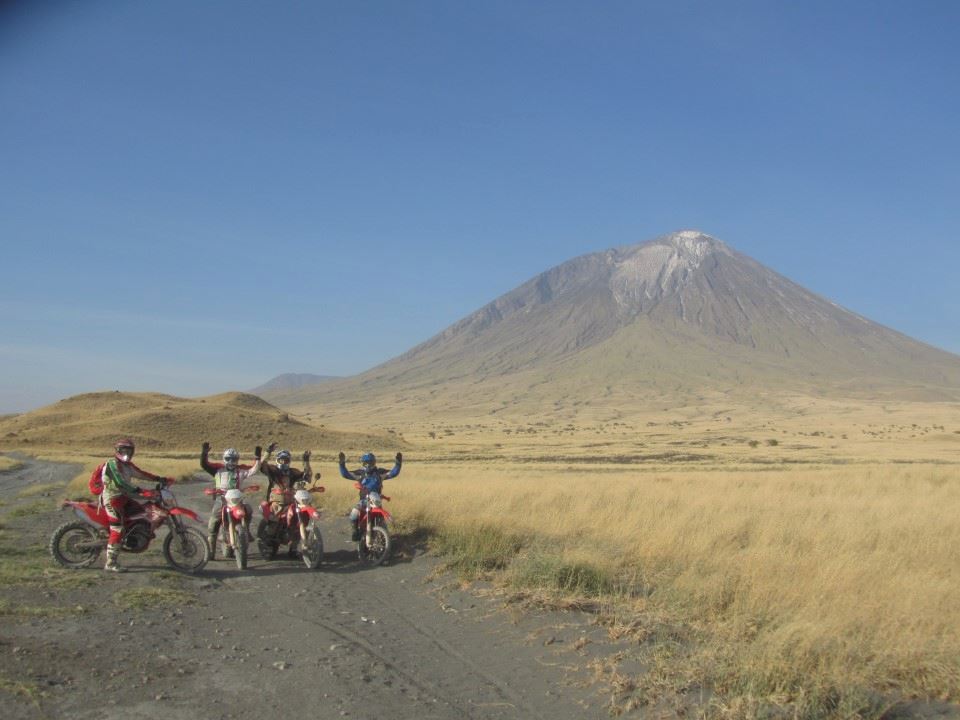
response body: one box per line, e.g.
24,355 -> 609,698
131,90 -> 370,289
1,1 -> 958,413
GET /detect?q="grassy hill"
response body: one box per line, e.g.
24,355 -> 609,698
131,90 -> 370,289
0,390 -> 399,455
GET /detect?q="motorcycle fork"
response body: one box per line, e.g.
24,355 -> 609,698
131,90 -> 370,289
168,514 -> 187,537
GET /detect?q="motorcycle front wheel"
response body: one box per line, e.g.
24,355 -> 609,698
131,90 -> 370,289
50,521 -> 103,569
235,526 -> 248,570
301,522 -> 323,570
358,524 -> 390,566
162,527 -> 210,573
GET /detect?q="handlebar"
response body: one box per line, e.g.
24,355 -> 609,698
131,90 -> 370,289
204,484 -> 261,496
352,482 -> 389,501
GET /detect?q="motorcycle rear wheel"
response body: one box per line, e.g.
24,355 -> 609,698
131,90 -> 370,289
50,521 -> 103,569
358,524 -> 390,566
301,522 -> 323,570
162,527 -> 210,573
256,519 -> 278,560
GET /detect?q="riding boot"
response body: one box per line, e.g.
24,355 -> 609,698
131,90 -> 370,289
207,514 -> 222,560
104,544 -> 125,573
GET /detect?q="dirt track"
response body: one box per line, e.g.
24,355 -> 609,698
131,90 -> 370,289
0,455 -> 613,720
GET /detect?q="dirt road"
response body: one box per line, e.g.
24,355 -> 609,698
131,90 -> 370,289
1,455 -> 611,720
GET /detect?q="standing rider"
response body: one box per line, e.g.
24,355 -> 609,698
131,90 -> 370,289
260,446 -> 313,557
339,451 -> 402,541
200,442 -> 263,559
100,438 -> 169,573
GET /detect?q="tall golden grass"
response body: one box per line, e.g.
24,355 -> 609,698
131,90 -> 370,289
383,462 -> 960,716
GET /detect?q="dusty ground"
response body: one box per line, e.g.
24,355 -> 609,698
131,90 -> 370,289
0,455 -> 620,720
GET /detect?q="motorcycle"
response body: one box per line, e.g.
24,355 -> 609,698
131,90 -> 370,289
203,484 -> 260,570
353,482 -> 392,566
256,475 -> 324,561
50,479 -> 209,573
293,485 -> 325,569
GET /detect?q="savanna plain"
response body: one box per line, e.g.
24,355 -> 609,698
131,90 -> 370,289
3,392 -> 959,719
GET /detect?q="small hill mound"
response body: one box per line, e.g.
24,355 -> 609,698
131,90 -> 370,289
203,392 -> 283,413
0,390 -> 397,454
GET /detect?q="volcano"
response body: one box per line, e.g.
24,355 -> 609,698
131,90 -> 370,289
263,231 -> 960,418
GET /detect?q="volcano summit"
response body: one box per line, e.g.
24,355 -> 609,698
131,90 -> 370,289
265,231 -> 960,418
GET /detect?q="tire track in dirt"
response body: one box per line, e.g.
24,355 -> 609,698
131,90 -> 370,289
361,589 -> 550,720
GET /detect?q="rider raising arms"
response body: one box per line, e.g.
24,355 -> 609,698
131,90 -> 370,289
200,442 -> 263,559
260,446 -> 313,557
339,451 -> 402,541
101,438 -> 168,572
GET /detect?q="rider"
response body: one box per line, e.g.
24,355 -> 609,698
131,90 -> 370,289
200,442 -> 263,559
260,446 -> 313,557
100,438 -> 168,573
339,451 -> 402,541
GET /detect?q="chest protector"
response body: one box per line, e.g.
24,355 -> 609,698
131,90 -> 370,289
214,468 -> 239,491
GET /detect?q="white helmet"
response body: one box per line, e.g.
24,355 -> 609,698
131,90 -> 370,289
294,489 -> 312,506
224,488 -> 244,506
223,448 -> 239,468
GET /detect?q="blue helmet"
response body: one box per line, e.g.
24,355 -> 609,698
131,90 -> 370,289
360,453 -> 376,472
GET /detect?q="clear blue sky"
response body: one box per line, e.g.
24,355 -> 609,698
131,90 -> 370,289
1,1 -> 958,413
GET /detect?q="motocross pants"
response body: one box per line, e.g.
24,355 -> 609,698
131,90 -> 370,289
103,496 -> 142,546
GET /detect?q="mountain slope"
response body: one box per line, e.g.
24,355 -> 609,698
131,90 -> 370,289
250,373 -> 339,395
263,231 -> 960,419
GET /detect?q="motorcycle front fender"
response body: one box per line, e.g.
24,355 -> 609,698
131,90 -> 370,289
229,505 -> 247,522
169,507 -> 200,522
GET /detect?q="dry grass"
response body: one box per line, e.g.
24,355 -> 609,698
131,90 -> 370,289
386,461 -> 960,717
0,456 -> 21,473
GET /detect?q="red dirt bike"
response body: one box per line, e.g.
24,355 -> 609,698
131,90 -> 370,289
256,477 -> 324,563
353,482 -> 392,566
203,485 -> 260,570
50,479 -> 210,573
